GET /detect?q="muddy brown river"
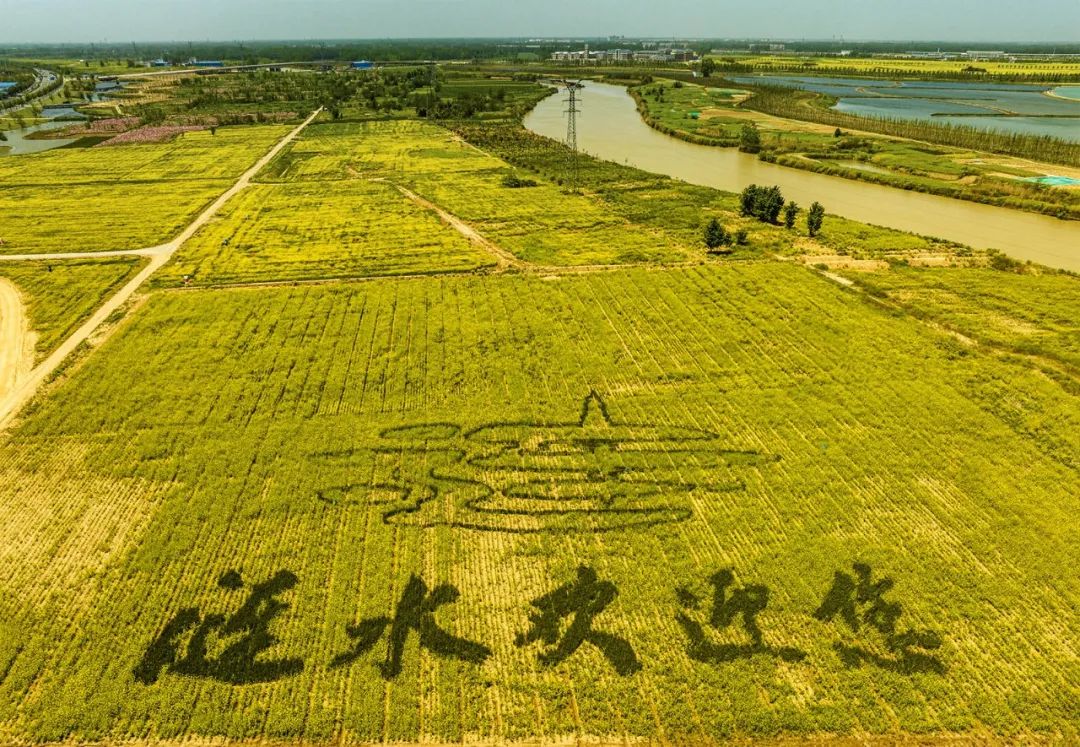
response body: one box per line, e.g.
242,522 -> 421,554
524,82 -> 1080,273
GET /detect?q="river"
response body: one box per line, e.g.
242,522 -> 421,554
524,82 -> 1080,273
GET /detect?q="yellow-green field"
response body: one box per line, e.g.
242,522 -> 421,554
1,263 -> 1078,742
0,126 -> 288,254
711,54 -> 1080,79
0,97 -> 1076,747
160,179 -> 495,283
161,120 -> 696,285
0,257 -> 145,360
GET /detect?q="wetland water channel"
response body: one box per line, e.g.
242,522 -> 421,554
524,82 -> 1080,273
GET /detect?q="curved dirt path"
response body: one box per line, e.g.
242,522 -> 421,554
395,184 -> 525,270
0,108 -> 323,430
0,279 -> 34,401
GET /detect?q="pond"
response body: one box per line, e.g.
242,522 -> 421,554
0,87 -> 119,156
1,120 -> 80,155
728,75 -> 1080,142
524,81 -> 1080,272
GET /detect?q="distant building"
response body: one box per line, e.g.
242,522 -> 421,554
351,60 -> 374,70
551,46 -> 694,64
964,50 -> 1009,61
551,50 -> 589,63
190,60 -> 224,68
592,49 -> 634,62
148,58 -> 169,67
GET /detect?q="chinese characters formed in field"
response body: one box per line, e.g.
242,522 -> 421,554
676,569 -> 806,663
814,563 -> 945,674
515,565 -> 641,675
133,569 -> 303,685
310,391 -> 779,534
135,563 -> 945,686
331,574 -> 491,679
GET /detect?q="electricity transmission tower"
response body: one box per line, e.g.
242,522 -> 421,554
563,80 -> 583,189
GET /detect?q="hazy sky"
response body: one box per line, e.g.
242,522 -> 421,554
2,0 -> 1079,44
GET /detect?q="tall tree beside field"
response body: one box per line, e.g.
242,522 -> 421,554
784,202 -> 799,229
703,218 -> 731,251
740,185 -> 758,217
808,202 -> 825,237
701,57 -> 717,78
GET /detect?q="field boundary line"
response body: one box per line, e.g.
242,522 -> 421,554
0,108 -> 324,431
799,257 -> 1080,386
394,184 -> 525,270
0,249 -> 164,261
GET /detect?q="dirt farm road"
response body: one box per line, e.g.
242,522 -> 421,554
0,279 -> 34,402
0,108 -> 323,430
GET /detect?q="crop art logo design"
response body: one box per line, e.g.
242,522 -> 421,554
312,392 -> 778,533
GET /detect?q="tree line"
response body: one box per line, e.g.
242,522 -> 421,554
705,185 -> 825,252
741,85 -> 1080,167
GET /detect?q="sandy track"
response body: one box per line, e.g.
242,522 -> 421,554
0,279 -> 34,401
0,248 -> 164,261
0,108 -> 322,430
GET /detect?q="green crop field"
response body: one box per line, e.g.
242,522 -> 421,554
161,120 -> 696,286
0,257 -> 145,360
0,264 -> 1077,742
839,265 -> 1080,370
708,54 -> 1080,80
158,179 -> 495,284
0,66 -> 1076,747
0,126 -> 289,254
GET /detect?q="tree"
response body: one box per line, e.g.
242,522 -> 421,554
701,57 -> 717,78
759,186 -> 785,224
739,123 -> 761,154
783,202 -> 799,229
740,184 -> 785,224
808,202 -> 826,237
703,218 -> 731,251
834,127 -> 844,138
740,185 -> 758,217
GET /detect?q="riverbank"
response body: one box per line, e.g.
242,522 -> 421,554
631,78 -> 1080,221
525,81 -> 1080,272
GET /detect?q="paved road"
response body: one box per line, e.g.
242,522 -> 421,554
0,69 -> 61,116
0,108 -> 322,429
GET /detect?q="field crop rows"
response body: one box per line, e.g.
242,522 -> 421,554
0,263 -> 1076,743
163,120 -> 698,285
0,257 -> 145,360
842,265 -> 1080,371
0,126 -> 289,254
456,120 -> 971,262
300,121 -> 698,265
158,180 -> 495,284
